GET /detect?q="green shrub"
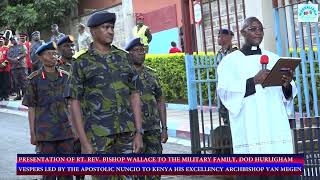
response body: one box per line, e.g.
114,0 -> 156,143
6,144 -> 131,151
145,53 -> 218,105
145,54 -> 188,103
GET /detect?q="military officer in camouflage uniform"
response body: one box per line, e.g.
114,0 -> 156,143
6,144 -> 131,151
126,38 -> 167,180
126,38 -> 168,153
64,12 -> 143,179
57,35 -> 75,73
22,42 -> 74,180
216,29 -> 238,63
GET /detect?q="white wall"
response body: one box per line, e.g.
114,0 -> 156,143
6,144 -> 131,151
73,3 -> 134,49
244,0 -> 277,53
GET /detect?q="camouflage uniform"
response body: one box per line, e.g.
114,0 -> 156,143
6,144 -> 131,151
64,45 -> 141,152
131,66 -> 163,180
7,44 -> 28,95
57,60 -> 72,74
64,45 -> 141,180
216,45 -> 238,64
139,66 -> 163,154
22,67 -> 74,146
22,67 -> 74,180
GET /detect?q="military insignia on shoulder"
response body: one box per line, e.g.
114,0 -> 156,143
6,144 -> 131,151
27,71 -> 39,80
58,68 -> 70,76
145,66 -> 157,72
73,49 -> 88,59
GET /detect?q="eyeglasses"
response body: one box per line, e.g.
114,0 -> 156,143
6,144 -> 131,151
246,27 -> 264,33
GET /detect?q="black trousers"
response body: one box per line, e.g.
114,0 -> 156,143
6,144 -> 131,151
0,71 -> 10,98
11,68 -> 27,95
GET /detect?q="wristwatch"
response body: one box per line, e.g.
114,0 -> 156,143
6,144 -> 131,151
136,128 -> 144,135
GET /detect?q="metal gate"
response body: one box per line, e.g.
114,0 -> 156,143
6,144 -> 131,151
273,0 -> 320,177
183,0 -> 246,154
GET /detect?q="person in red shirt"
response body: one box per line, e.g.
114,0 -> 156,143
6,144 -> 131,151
0,36 -> 10,101
19,33 -> 32,74
169,41 -> 182,53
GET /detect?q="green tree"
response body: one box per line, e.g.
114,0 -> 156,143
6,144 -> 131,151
0,0 -> 78,33
34,0 -> 78,29
1,4 -> 38,32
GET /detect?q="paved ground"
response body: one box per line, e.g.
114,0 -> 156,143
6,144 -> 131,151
0,109 -> 229,180
0,99 -> 222,140
0,111 -> 41,180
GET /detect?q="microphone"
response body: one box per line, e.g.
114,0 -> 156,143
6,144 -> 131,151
260,55 -> 269,70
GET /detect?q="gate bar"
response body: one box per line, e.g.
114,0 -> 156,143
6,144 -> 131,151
208,0 -> 216,53
288,0 -> 303,116
297,22 -> 311,117
185,54 -> 200,153
305,22 -> 319,117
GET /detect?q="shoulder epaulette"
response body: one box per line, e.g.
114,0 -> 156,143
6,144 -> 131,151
73,49 -> 88,59
27,71 -> 39,80
58,68 -> 70,76
145,66 -> 157,72
112,45 -> 128,53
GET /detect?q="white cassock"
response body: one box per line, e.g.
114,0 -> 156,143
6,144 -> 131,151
217,50 -> 297,154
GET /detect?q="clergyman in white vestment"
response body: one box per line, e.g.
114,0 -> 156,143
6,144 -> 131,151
217,17 -> 297,154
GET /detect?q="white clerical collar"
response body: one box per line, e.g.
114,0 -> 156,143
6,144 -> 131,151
251,46 -> 258,50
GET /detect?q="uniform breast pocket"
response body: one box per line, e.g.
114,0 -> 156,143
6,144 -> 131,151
83,71 -> 106,88
37,88 -> 51,106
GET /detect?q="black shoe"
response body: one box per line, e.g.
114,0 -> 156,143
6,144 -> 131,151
3,97 -> 9,101
14,96 -> 22,100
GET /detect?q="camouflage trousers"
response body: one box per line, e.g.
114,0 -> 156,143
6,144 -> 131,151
11,68 -> 27,94
134,129 -> 162,180
38,138 -> 74,180
91,132 -> 135,180
142,129 -> 162,154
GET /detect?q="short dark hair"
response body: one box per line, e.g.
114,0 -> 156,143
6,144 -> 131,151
171,41 -> 177,47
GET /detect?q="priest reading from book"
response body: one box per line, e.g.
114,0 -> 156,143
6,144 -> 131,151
217,17 -> 297,154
